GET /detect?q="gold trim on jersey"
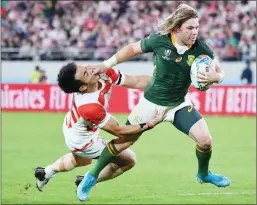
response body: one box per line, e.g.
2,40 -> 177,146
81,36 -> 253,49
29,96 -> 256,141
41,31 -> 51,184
171,32 -> 192,49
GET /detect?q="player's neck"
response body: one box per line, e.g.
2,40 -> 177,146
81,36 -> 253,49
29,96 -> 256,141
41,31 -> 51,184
172,32 -> 191,47
84,83 -> 99,93
173,35 -> 186,46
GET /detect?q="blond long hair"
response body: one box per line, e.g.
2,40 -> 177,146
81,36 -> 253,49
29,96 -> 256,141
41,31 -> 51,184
157,4 -> 198,35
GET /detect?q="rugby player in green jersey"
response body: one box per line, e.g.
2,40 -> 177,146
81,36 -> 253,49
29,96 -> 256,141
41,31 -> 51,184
76,4 -> 230,201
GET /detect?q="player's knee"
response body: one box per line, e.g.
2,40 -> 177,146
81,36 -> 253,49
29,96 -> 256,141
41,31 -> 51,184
127,151 -> 137,168
197,134 -> 212,148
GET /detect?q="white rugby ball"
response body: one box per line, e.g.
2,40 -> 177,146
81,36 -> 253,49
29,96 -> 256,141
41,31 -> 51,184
190,54 -> 213,91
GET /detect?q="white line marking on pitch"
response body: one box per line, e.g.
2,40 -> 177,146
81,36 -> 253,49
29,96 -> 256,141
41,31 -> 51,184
178,191 -> 256,196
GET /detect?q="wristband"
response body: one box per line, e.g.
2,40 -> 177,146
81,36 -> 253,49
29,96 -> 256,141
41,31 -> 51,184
103,55 -> 118,68
115,71 -> 126,85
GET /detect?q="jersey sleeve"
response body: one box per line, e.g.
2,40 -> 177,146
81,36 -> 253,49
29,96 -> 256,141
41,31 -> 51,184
140,34 -> 160,53
78,103 -> 111,128
105,68 -> 125,85
201,42 -> 215,60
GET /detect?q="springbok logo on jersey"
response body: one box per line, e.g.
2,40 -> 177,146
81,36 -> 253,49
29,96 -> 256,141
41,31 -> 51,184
162,49 -> 171,60
187,55 -> 195,66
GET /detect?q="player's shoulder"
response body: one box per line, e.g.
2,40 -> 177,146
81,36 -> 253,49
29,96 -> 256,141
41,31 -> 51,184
144,33 -> 167,42
77,102 -> 107,123
194,39 -> 214,58
195,39 -> 213,51
78,102 -> 104,113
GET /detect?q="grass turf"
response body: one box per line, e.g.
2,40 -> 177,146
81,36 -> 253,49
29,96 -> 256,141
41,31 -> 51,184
2,112 -> 256,204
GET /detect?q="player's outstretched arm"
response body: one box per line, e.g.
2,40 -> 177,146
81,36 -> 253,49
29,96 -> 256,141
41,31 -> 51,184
121,74 -> 151,89
105,67 -> 151,89
101,116 -> 150,138
104,41 -> 143,68
102,108 -> 165,139
87,41 -> 144,74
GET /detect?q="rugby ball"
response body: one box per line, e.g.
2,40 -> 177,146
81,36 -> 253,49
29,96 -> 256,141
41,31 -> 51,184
190,54 -> 213,91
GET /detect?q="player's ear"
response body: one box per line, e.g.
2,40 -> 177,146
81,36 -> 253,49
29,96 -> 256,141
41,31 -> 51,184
79,85 -> 88,92
175,27 -> 180,33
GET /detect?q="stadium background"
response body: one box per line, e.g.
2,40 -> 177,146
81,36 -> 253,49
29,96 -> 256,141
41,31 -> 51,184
1,0 -> 256,204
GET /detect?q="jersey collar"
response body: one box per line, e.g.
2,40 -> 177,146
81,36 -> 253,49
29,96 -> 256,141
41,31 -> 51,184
171,32 -> 192,49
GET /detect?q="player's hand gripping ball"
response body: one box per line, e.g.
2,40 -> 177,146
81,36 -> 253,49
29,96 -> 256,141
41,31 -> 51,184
190,54 -> 213,91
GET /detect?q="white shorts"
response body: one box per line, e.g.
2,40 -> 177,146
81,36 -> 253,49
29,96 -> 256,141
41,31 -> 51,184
71,136 -> 108,159
63,122 -> 109,159
128,94 -> 192,124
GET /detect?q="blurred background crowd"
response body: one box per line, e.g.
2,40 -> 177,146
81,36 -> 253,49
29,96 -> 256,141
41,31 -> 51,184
1,0 -> 256,61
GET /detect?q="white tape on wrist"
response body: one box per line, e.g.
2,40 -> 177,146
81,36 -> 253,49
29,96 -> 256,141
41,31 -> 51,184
103,55 -> 118,68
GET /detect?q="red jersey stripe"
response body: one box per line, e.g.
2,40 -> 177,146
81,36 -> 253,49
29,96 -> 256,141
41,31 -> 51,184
72,139 -> 94,153
73,101 -> 80,118
71,110 -> 77,123
98,81 -> 111,106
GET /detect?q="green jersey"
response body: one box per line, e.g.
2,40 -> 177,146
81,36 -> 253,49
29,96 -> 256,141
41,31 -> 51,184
141,33 -> 214,106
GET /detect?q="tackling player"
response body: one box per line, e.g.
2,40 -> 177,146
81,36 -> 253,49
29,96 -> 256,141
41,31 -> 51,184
34,62 -> 163,193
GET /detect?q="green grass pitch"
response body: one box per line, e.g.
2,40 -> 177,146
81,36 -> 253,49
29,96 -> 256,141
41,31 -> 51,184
2,112 -> 256,204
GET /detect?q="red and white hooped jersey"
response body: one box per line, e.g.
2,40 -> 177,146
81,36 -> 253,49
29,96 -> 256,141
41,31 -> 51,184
63,68 -> 124,151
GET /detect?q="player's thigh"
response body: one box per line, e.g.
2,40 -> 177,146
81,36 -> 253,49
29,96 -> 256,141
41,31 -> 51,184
72,152 -> 92,166
111,148 -> 136,167
163,96 -> 194,127
72,136 -> 108,159
172,105 -> 202,135
63,122 -> 108,159
127,95 -> 164,125
188,118 -> 212,147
